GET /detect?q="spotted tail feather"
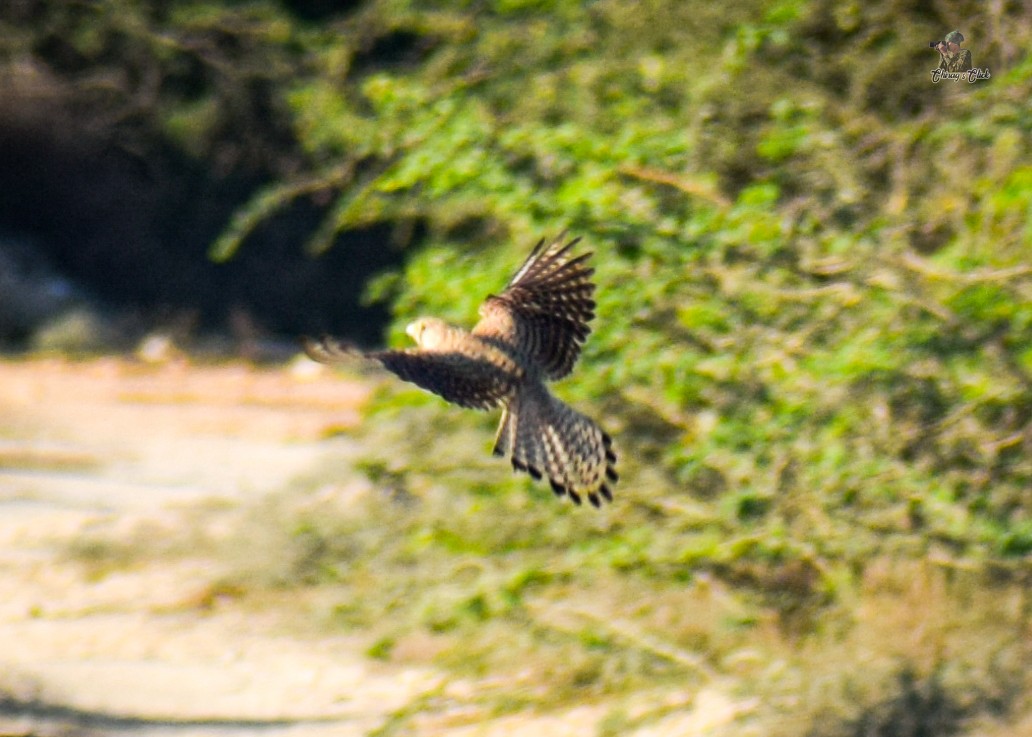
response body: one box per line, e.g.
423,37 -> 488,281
505,382 -> 616,507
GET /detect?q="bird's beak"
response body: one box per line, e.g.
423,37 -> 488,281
405,321 -> 419,344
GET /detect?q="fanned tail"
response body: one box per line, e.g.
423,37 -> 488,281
505,382 -> 616,507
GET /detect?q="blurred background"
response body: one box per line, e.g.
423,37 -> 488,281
1,0 -> 1031,735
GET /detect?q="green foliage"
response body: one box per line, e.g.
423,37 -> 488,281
240,0 -> 1032,577
205,14 -> 1032,694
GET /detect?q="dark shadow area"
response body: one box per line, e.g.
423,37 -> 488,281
0,693 -> 363,735
279,0 -> 365,22
0,96 -> 404,350
809,667 -> 1019,737
350,29 -> 443,75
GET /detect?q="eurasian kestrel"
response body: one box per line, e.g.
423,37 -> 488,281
304,234 -> 617,507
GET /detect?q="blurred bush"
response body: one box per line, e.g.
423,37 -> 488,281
217,0 -> 1032,571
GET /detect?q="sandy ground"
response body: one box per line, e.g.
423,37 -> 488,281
0,357 -> 750,737
0,356 -> 455,736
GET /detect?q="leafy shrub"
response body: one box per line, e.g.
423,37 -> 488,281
213,0 -> 1032,571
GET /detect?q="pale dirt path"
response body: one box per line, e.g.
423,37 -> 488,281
0,357 -> 447,736
0,357 -> 754,737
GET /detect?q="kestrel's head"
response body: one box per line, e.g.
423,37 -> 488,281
405,317 -> 450,350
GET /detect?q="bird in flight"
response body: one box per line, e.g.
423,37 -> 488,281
304,233 -> 617,507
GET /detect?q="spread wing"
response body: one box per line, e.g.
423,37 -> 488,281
472,234 -> 596,380
303,336 -> 515,410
